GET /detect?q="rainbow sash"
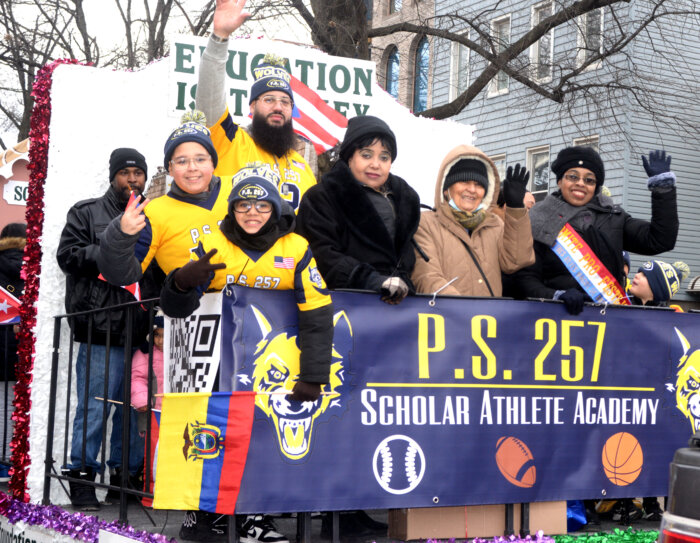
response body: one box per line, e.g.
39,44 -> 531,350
552,223 -> 630,305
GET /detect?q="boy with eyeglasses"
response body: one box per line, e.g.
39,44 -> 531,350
98,114 -> 234,286
195,0 -> 317,212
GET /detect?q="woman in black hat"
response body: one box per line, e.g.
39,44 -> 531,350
514,146 -> 678,314
296,115 -> 421,304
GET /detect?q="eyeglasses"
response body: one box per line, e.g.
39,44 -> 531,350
259,95 -> 293,108
170,156 -> 211,170
233,200 -> 273,213
563,172 -> 597,186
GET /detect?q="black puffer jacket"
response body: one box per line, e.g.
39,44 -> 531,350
515,188 -> 678,300
296,160 -> 421,292
57,186 -> 159,346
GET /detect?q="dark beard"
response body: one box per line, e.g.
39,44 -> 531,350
250,112 -> 295,157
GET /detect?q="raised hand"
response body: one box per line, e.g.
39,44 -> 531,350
642,150 -> 672,178
173,248 -> 226,291
119,192 -> 150,235
213,0 -> 251,39
503,163 -> 530,208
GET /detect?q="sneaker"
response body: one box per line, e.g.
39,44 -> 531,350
612,499 -> 643,524
65,469 -> 99,511
237,515 -> 289,543
179,510 -> 228,542
643,503 -> 664,522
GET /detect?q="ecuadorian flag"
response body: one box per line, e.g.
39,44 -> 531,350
153,392 -> 255,513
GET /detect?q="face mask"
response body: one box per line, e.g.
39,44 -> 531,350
449,197 -> 486,213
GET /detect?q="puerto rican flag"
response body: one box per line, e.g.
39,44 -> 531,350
0,286 -> 20,325
273,256 -> 295,269
290,75 -> 348,154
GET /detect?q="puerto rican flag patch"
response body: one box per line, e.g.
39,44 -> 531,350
274,256 -> 295,269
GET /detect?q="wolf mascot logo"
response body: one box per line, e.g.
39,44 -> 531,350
238,305 -> 352,462
673,328 -> 700,432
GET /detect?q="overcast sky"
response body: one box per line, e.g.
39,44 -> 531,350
1,1 -> 312,148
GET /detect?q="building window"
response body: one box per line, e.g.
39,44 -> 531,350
385,47 -> 400,99
531,1 -> 553,82
573,135 -> 599,151
389,0 -> 402,14
577,8 -> 604,68
413,37 -> 429,112
527,145 -> 550,201
449,34 -> 470,102
490,153 -> 507,182
489,16 -> 510,96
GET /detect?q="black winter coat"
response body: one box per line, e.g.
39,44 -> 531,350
56,186 -> 159,346
0,236 -> 25,381
515,188 -> 678,300
0,237 -> 25,297
296,160 -> 421,292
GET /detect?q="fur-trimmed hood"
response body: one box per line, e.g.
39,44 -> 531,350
0,237 -> 26,253
434,145 -> 501,210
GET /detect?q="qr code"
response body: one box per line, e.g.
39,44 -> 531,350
167,314 -> 220,392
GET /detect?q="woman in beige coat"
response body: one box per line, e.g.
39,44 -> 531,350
412,145 -> 535,297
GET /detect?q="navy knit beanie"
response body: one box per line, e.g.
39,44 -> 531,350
249,55 -> 294,104
639,260 -> 690,302
163,112 -> 218,170
229,164 -> 283,220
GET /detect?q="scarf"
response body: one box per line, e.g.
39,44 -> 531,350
450,207 -> 487,231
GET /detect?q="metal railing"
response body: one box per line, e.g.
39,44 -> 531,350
43,298 -> 160,525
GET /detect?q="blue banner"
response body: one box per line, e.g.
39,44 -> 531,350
217,285 -> 698,513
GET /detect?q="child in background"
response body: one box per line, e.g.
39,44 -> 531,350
628,259 -> 689,521
131,314 -> 165,421
628,259 -> 689,309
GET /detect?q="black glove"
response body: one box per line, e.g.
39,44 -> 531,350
642,150 -> 671,177
558,288 -> 585,315
288,381 -> 321,402
380,276 -> 409,305
502,164 -> 530,208
173,248 -> 226,291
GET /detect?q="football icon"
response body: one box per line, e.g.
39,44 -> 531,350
494,436 -> 536,488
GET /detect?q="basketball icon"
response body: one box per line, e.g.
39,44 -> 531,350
602,432 -> 643,486
494,436 -> 536,488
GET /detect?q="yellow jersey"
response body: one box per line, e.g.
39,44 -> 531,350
135,176 -> 233,275
195,228 -> 331,313
209,109 -> 316,212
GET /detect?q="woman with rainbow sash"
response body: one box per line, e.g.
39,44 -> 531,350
514,146 -> 678,314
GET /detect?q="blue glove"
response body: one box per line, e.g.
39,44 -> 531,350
559,288 -> 585,315
642,150 -> 671,177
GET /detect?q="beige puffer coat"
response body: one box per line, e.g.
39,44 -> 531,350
412,145 -> 535,297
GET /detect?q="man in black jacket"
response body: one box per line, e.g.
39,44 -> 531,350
56,148 -> 152,510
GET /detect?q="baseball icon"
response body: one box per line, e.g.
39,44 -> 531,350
372,435 -> 425,495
